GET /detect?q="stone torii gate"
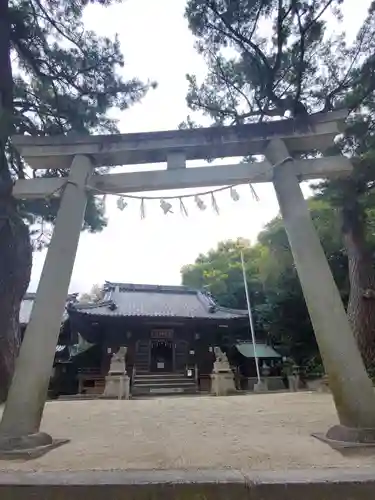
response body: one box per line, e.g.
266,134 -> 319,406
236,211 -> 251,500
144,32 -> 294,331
1,109 -> 375,456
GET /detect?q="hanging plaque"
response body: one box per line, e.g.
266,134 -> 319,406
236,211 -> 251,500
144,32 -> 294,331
151,329 -> 174,339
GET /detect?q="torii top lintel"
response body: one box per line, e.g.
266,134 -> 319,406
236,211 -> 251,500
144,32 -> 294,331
12,109 -> 347,170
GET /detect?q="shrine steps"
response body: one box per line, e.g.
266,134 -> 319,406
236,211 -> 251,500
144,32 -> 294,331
57,394 -> 102,401
132,372 -> 197,397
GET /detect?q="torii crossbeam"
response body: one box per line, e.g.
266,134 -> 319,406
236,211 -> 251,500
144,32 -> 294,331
2,109 -> 375,458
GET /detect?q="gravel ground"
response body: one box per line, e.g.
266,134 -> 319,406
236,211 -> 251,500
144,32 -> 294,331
1,392 -> 375,472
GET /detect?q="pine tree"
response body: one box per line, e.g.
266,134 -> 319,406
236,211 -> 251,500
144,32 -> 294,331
184,0 -> 375,368
0,0 -> 153,401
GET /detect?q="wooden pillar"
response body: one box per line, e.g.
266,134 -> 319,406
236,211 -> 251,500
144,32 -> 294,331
0,155 -> 93,438
266,139 -> 375,433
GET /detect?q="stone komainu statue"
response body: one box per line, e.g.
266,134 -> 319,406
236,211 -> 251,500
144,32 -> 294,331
214,346 -> 227,362
109,346 -> 127,374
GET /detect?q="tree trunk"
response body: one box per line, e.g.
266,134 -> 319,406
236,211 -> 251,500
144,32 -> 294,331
342,194 -> 375,371
0,187 -> 32,402
0,0 -> 33,402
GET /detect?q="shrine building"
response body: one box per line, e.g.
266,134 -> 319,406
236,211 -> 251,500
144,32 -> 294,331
60,282 -> 281,396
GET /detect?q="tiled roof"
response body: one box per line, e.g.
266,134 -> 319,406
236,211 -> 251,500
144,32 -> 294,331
68,282 -> 248,320
20,292 -> 78,325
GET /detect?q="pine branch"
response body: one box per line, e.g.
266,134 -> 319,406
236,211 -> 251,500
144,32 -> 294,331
32,0 -> 85,55
0,0 -> 13,182
207,1 -> 271,71
294,7 -> 306,106
302,0 -> 337,35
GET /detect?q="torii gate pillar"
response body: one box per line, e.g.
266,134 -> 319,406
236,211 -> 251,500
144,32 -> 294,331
267,139 -> 375,445
0,155 -> 93,456
2,111 -> 375,456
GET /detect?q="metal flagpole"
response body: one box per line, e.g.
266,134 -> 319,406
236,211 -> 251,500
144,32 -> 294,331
240,250 -> 261,383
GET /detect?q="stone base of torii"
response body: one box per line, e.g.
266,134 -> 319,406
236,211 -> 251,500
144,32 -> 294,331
2,110 -> 375,458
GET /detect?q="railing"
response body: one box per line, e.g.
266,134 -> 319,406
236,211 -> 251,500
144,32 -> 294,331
184,364 -> 199,390
244,376 -> 286,392
130,365 -> 136,394
77,367 -> 101,375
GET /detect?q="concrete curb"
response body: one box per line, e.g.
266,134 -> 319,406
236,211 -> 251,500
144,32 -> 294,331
0,468 -> 375,499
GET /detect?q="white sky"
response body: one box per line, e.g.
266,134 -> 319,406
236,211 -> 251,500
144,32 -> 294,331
29,0 -> 372,293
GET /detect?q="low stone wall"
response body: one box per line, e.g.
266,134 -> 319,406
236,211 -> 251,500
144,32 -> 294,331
306,376 -> 330,392
199,375 -> 286,392
0,468 -> 374,500
247,376 -> 285,391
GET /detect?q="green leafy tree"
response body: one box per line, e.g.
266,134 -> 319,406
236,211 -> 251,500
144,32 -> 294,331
256,199 -> 348,364
314,115 -> 375,367
181,234 -> 317,363
181,198 -> 375,365
79,284 -> 104,304
0,0 -> 153,402
181,237 -> 268,337
184,0 -> 375,368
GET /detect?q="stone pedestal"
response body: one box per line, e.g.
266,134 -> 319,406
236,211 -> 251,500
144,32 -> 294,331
210,372 -> 236,396
254,380 -> 268,393
103,374 -> 130,400
0,432 -> 69,460
210,347 -> 236,396
313,425 -> 375,450
288,375 -> 299,392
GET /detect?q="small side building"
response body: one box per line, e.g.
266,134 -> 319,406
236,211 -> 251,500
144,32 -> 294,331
20,292 -> 78,346
20,292 -> 80,397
